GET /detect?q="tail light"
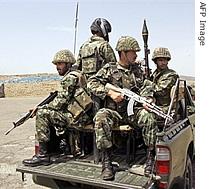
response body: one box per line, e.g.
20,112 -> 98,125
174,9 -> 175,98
156,146 -> 171,189
158,182 -> 168,189
35,138 -> 39,155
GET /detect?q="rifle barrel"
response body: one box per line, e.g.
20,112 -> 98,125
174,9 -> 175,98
5,123 -> 16,135
6,91 -> 57,136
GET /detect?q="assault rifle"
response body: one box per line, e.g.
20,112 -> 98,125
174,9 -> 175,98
5,91 -> 58,135
105,83 -> 173,121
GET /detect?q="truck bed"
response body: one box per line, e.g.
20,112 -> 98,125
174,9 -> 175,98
17,160 -> 153,189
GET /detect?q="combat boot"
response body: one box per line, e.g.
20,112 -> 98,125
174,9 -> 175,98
144,147 -> 155,176
101,148 -> 114,181
59,136 -> 70,156
22,142 -> 51,167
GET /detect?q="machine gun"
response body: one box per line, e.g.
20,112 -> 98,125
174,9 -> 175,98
5,91 -> 58,135
105,83 -> 173,121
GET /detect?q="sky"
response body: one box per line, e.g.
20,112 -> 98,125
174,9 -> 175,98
0,0 -> 195,76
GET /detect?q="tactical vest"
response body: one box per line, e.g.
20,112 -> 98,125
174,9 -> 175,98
80,41 -> 104,77
105,62 -> 139,114
67,71 -> 92,120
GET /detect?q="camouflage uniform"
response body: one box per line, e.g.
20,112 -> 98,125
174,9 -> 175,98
76,36 -> 116,79
35,50 -> 92,143
75,18 -> 117,119
75,18 -> 116,79
36,70 -> 92,142
22,49 -> 92,167
88,62 -> 156,150
151,70 -> 178,107
150,47 -> 179,110
88,37 -> 157,151
88,36 -> 158,179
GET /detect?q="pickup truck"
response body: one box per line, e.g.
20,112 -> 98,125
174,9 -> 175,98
16,79 -> 195,189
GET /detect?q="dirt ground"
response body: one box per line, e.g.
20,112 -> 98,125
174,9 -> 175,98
0,73 -> 59,97
0,97 -> 48,189
4,81 -> 59,97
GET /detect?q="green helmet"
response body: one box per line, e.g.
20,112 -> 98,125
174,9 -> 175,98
115,36 -> 141,52
52,49 -> 76,65
152,47 -> 171,61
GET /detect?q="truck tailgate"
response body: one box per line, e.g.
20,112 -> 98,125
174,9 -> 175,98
16,161 -> 153,189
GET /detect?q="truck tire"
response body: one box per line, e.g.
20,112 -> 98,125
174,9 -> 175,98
184,155 -> 193,189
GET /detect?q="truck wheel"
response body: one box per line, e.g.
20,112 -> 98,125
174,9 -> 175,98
184,155 -> 193,189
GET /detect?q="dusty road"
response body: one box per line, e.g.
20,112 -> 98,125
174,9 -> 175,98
0,97 -> 48,189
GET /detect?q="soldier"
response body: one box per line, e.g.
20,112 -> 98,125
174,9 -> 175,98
150,47 -> 179,110
87,36 -> 157,180
75,18 -> 116,79
22,49 -> 92,167
75,18 -> 117,115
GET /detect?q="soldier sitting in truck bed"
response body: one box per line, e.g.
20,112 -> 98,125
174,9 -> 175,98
87,36 -> 157,180
150,47 -> 179,111
22,49 -> 93,167
142,47 -> 179,175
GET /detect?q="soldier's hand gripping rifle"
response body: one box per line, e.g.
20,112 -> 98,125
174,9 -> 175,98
5,91 -> 58,135
142,19 -> 150,79
105,83 -> 173,121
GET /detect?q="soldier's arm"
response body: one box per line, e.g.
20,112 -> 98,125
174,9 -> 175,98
100,42 -> 117,63
87,64 -> 111,100
47,74 -> 78,110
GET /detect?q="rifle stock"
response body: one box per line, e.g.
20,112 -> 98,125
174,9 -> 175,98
5,91 -> 58,135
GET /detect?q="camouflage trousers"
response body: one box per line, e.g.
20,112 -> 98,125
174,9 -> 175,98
35,106 -> 90,142
94,108 -> 157,150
